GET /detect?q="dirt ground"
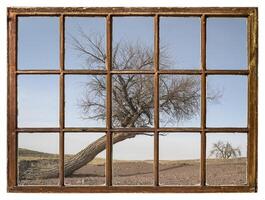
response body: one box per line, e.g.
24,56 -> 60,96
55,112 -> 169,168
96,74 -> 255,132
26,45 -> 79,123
18,158 -> 247,186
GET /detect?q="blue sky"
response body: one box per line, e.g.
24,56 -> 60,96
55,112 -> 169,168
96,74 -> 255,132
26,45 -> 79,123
160,17 -> 201,69
65,17 -> 106,69
18,16 -> 248,160
18,17 -> 59,69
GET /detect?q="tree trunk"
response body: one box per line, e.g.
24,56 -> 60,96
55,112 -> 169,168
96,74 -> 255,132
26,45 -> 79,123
22,132 -> 139,180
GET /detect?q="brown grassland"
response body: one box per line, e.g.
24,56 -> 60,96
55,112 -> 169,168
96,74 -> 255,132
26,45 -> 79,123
18,148 -> 247,186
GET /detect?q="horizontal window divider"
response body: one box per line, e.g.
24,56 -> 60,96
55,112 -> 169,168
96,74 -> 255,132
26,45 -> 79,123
16,70 -> 61,74
158,128 -> 201,132
203,13 -> 250,17
15,69 -> 249,75
16,128 -> 60,133
205,70 -> 249,75
9,7 -> 254,16
62,14 -> 108,17
159,70 -> 202,75
13,12 -> 250,17
16,70 -> 108,75
63,70 -> 107,74
15,13 -> 61,17
110,70 -> 154,74
106,13 -> 157,16
63,128 -> 107,132
111,128 -> 154,132
9,185 -> 254,193
16,127 -> 249,133
205,127 -> 248,133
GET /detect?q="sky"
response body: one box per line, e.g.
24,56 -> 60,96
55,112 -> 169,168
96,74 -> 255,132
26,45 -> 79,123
17,16 -> 248,160
65,17 -> 106,69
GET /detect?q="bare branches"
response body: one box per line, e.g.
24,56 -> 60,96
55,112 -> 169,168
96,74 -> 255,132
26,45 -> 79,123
209,141 -> 242,159
69,29 -> 221,128
159,75 -> 201,125
67,27 -> 106,69
112,41 -> 154,70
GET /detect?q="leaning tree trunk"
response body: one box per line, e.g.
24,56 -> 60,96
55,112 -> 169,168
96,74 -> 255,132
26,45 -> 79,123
22,132 -> 139,180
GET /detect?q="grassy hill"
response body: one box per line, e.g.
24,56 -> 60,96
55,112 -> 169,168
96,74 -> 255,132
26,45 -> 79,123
18,148 -> 58,157
18,148 -> 104,164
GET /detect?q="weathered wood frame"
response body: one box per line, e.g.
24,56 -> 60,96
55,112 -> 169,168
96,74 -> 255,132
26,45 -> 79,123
7,7 -> 258,193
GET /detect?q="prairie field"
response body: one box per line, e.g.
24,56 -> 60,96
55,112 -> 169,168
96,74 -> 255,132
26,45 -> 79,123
18,148 -> 247,186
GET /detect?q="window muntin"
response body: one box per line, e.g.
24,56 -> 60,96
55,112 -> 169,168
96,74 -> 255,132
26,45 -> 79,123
7,7 -> 258,193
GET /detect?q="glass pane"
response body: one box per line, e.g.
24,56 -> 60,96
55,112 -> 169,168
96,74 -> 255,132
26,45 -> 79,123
159,75 -> 201,127
65,75 -> 106,127
113,133 -> 153,185
65,17 -> 106,69
18,17 -> 59,69
112,75 -> 153,128
206,75 -> 247,127
206,18 -> 247,69
112,17 -> 153,70
206,133 -> 247,185
160,17 -> 200,69
18,75 -> 59,127
17,133 -> 59,185
64,133 -> 106,185
159,133 -> 200,185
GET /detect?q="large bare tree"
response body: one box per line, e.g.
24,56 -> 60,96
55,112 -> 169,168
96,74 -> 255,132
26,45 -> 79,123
21,30 -> 220,180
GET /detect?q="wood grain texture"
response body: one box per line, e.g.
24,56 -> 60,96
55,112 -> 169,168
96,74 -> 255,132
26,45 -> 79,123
200,15 -> 207,186
7,11 -> 18,190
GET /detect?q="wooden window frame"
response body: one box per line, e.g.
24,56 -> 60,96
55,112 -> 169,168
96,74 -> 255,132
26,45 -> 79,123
7,7 -> 258,193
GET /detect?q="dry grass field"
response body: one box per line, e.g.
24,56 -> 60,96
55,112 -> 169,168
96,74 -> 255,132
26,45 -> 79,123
18,148 -> 247,186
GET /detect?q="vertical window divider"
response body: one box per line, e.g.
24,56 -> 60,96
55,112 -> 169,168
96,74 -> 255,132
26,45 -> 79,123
8,11 -> 18,188
247,10 -> 258,189
247,13 -> 251,188
200,14 -> 207,186
154,14 -> 160,186
106,14 -> 113,186
59,14 -> 65,186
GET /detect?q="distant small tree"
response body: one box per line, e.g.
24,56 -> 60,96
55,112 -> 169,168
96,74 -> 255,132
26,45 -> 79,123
209,141 -> 241,159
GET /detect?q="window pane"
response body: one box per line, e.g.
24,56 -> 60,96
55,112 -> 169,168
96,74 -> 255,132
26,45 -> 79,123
112,74 -> 153,128
18,75 -> 59,127
65,17 -> 106,69
64,133 -> 106,185
18,17 -> 59,69
17,133 -> 59,185
206,75 -> 247,127
160,17 -> 200,69
159,133 -> 200,185
65,75 -> 106,127
159,75 -> 201,127
112,17 -> 153,70
206,133 -> 247,185
113,133 -> 153,185
206,18 -> 247,69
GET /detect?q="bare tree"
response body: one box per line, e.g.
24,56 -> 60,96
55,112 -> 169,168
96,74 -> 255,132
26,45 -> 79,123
21,30 -> 221,180
209,141 -> 241,159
